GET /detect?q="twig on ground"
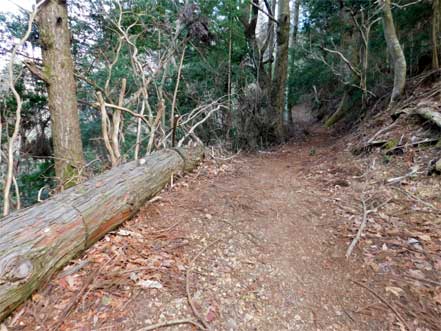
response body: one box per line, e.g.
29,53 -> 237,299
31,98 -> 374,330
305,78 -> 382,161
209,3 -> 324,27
136,318 -> 206,331
53,265 -> 101,331
403,275 -> 441,287
346,197 -> 369,258
58,260 -> 90,278
386,166 -> 420,185
346,197 -> 392,258
391,187 -> 439,212
366,121 -> 398,145
352,280 -> 410,331
186,238 -> 224,330
150,220 -> 182,235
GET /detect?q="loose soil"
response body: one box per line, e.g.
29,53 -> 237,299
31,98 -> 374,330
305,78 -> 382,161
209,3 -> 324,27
5,127 -> 438,331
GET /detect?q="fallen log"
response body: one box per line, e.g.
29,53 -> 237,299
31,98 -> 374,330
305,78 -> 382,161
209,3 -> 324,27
412,103 -> 441,128
0,145 -> 204,322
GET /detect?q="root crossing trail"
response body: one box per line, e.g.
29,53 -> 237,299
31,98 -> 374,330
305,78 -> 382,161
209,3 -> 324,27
7,130 -> 385,331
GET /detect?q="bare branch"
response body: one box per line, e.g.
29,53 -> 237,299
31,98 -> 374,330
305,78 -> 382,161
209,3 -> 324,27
23,60 -> 49,83
3,0 -> 48,216
247,0 -> 279,25
321,46 -> 362,78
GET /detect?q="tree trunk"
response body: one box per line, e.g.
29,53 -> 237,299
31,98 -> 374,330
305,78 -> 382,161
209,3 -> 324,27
37,0 -> 85,188
288,0 -> 301,117
240,0 -> 270,90
271,0 -> 290,140
267,0 -> 278,84
0,145 -> 204,322
324,90 -> 349,128
381,0 -> 407,105
433,0 -> 440,69
289,0 -> 301,48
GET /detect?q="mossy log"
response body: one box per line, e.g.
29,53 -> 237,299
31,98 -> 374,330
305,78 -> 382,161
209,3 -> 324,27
0,146 -> 204,322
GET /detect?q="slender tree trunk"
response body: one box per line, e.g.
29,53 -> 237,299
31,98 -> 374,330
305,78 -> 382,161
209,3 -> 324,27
433,0 -> 440,69
381,0 -> 406,105
324,90 -> 349,128
240,0 -> 270,89
170,45 -> 186,129
289,0 -> 301,48
288,0 -> 301,116
267,0 -> 278,83
227,18 -> 233,137
271,0 -> 290,140
37,0 -> 85,188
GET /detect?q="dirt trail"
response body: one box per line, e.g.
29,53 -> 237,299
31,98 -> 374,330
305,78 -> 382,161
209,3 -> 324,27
6,129 -> 386,331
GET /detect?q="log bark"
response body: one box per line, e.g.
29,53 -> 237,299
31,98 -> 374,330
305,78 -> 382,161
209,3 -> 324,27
0,146 -> 204,322
413,106 -> 441,128
436,158 -> 441,172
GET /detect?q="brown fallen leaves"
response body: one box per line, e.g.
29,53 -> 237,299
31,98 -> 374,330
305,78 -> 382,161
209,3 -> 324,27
5,152 -> 235,331
308,125 -> 441,330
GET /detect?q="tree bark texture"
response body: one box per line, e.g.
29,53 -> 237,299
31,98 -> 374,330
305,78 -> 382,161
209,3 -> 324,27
324,90 -> 349,128
412,105 -> 441,128
37,0 -> 85,187
271,0 -> 290,139
288,0 -> 301,114
381,0 -> 407,104
289,0 -> 301,48
0,146 -> 204,322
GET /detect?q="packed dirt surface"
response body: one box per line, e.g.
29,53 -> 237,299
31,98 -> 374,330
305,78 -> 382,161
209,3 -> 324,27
7,128 -> 437,331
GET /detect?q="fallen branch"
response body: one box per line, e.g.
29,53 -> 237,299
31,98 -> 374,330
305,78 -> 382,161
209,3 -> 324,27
352,280 -> 410,331
366,121 -> 398,145
386,166 -> 420,185
346,197 -> 370,258
391,187 -> 440,212
346,190 -> 391,258
412,104 -> 441,128
178,105 -> 226,147
53,263 -> 104,331
137,318 -> 206,331
186,238 -> 224,330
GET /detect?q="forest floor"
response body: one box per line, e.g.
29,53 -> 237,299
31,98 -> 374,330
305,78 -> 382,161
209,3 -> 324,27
5,127 -> 441,331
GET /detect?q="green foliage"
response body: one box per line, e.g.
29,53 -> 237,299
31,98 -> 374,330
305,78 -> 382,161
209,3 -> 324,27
291,0 -> 434,126
0,0 -> 436,211
10,160 -> 55,208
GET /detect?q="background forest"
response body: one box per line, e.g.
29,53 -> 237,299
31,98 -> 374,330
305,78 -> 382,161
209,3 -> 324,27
0,0 -> 439,213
